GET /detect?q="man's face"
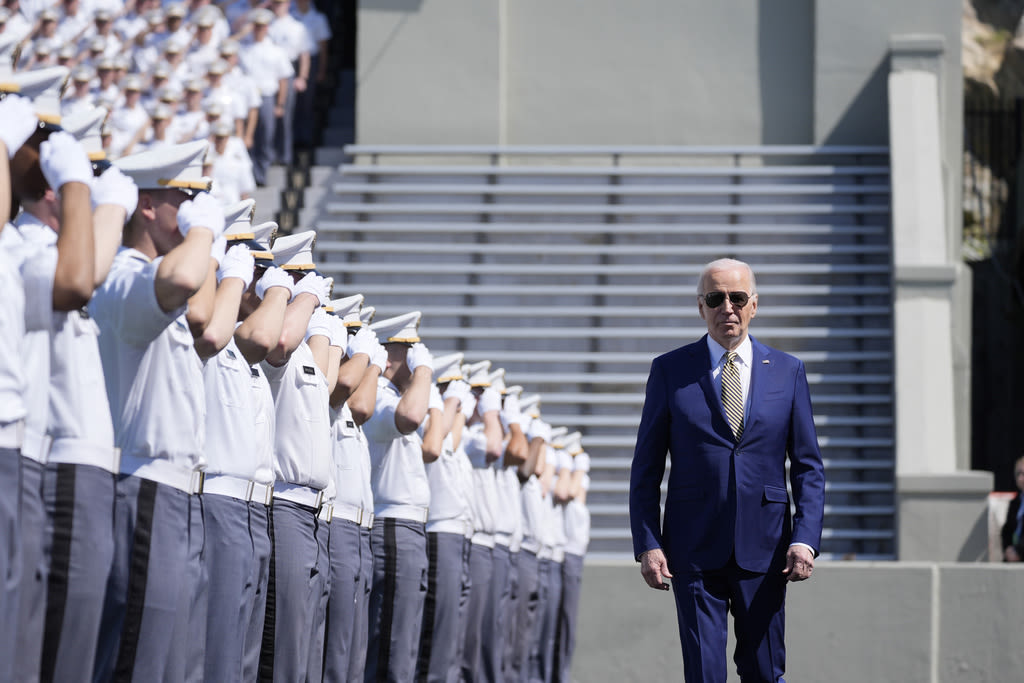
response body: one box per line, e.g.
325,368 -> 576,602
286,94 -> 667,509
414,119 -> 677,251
697,265 -> 757,350
143,189 -> 190,255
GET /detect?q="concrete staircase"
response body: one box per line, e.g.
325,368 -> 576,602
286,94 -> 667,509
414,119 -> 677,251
306,145 -> 895,561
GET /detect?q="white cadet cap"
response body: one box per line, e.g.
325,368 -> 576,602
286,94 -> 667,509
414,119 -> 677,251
89,36 -> 106,52
116,139 -> 212,192
519,393 -> 541,419
211,120 -> 233,137
40,8 -> 58,22
359,306 -> 375,326
166,2 -> 187,18
122,74 -> 143,92
10,66 -> 69,125
250,8 -> 274,25
330,294 -> 363,326
271,230 -> 317,271
463,361 -> 491,388
70,65 -> 93,82
61,106 -> 108,161
252,221 -> 277,249
549,426 -> 568,442
371,311 -> 422,344
223,198 -> 255,238
488,368 -> 506,394
432,352 -> 465,383
150,103 -> 173,121
504,384 -> 523,398
58,44 -> 77,61
563,431 -> 583,456
207,59 -> 229,75
219,39 -> 240,56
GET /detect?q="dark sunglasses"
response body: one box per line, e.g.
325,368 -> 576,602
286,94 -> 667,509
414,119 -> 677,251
701,291 -> 751,309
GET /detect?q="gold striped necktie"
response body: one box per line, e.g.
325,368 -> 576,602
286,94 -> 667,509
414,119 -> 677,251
721,351 -> 744,441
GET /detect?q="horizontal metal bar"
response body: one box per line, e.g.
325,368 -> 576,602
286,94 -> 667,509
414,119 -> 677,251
470,371 -> 891,385
326,201 -> 891,216
340,164 -> 892,177
318,220 -> 888,236
367,304 -> 892,318
417,326 -> 892,339
332,182 -> 891,196
343,144 -> 890,156
321,262 -> 892,276
318,282 -> 893,297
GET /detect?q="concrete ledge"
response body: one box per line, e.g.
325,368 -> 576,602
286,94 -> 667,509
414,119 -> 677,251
575,561 -> 1024,682
897,471 -> 994,494
893,263 -> 958,286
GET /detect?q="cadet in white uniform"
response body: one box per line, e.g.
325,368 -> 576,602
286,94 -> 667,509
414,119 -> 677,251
290,0 -> 330,150
416,353 -> 475,683
322,295 -> 385,683
258,230 -> 335,683
90,140 -> 225,682
266,0 -> 310,164
0,93 -> 38,683
239,8 -> 292,186
362,311 -> 435,683
460,361 -> 505,682
556,444 -> 591,683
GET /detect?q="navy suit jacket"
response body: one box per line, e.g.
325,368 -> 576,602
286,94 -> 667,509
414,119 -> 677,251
629,335 -> 826,574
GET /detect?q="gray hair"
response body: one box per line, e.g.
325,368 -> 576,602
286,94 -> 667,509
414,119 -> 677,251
697,258 -> 757,294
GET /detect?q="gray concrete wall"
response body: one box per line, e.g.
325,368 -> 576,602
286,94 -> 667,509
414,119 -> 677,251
575,561 -> 1024,682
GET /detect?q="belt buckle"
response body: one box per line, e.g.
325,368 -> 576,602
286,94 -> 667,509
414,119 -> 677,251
356,507 -> 364,526
112,447 -> 122,474
320,503 -> 333,524
245,480 -> 255,502
263,483 -> 274,506
191,470 -> 205,495
367,513 -> 375,529
314,489 -> 324,510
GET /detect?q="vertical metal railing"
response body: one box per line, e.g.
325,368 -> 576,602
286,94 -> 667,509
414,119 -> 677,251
963,98 -> 1023,257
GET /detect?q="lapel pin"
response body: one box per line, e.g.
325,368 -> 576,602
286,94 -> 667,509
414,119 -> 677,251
762,360 -> 770,364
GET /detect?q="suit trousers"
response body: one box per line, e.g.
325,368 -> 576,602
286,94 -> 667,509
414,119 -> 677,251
671,557 -> 787,683
40,463 -> 115,683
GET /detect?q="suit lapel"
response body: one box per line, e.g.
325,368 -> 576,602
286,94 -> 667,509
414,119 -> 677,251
744,337 -> 771,437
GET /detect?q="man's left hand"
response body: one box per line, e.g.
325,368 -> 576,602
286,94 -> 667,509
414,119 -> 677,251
782,544 -> 814,582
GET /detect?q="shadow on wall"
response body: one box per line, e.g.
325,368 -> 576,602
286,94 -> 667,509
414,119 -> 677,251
361,0 -> 423,11
757,0 -> 815,144
821,56 -> 891,146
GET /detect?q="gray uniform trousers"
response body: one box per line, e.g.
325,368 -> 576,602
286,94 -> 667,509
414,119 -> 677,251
16,457 -> 47,683
461,543 -> 494,682
524,553 -> 549,683
251,95 -> 276,186
242,503 -> 273,683
451,537 -> 473,683
40,463 -> 115,683
322,517 -> 363,682
293,53 -> 319,148
482,543 -> 513,682
0,448 -> 20,683
508,549 -> 539,682
202,493 -> 261,682
553,553 -> 584,683
416,531 -> 470,683
307,514 -> 332,682
259,500 -> 325,683
274,71 -> 296,166
166,492 -> 208,683
93,475 -> 191,683
503,551 -> 520,678
365,517 -> 429,683
531,558 -> 561,683
349,525 -> 374,681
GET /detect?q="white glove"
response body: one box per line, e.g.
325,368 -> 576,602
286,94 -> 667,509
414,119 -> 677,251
477,387 -> 502,415
305,307 -> 333,341
346,326 -> 377,358
176,192 -> 226,239
39,131 -> 94,189
501,392 -> 522,431
442,379 -> 472,408
210,236 -> 227,266
528,418 -> 552,443
328,316 -> 347,350
406,342 -> 433,373
90,166 -> 138,215
369,340 -> 388,373
428,383 -> 444,412
255,266 -> 293,299
292,272 -> 331,306
459,394 -> 477,421
217,243 -> 254,287
0,95 -> 39,158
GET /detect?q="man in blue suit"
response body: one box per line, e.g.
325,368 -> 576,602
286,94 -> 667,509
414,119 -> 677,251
629,258 -> 826,683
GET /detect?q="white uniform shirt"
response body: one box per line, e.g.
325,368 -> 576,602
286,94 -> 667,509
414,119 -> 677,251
463,423 -> 498,541
291,6 -> 331,56
224,66 -> 262,111
518,474 -> 545,554
10,215 -> 57,463
268,13 -> 311,63
203,337 -> 264,479
362,378 -> 430,519
492,459 -> 519,542
89,247 -> 206,487
330,402 -> 374,514
425,432 -> 473,534
564,455 -> 591,557
0,230 -> 28,432
261,341 -> 332,489
239,36 -> 294,96
249,361 -> 276,486
108,102 -> 150,157
208,138 -> 256,206
44,234 -> 117,470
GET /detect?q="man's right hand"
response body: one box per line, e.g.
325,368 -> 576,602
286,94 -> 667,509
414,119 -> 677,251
640,548 -> 673,591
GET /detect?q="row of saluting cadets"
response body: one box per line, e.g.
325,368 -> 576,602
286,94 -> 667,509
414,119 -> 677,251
0,72 -> 591,683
